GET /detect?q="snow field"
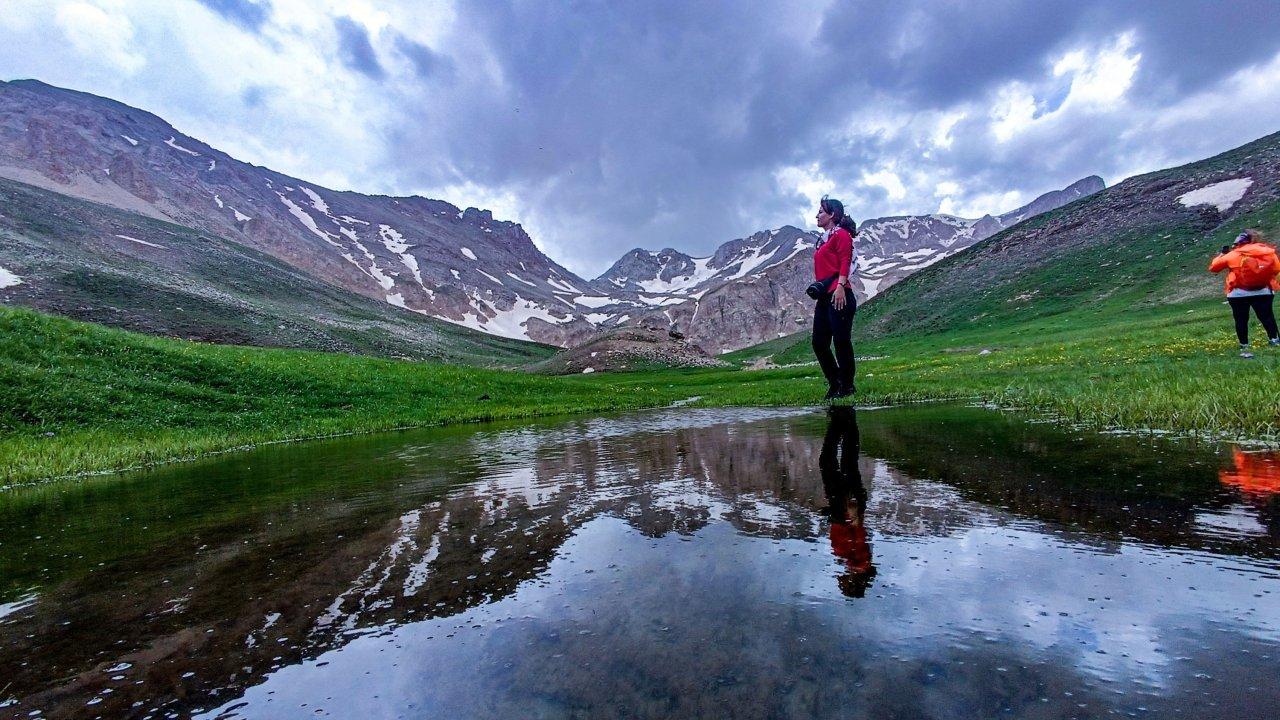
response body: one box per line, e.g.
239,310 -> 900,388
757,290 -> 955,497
1177,178 -> 1253,212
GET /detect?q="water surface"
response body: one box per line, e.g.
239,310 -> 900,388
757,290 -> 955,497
1,405 -> 1278,719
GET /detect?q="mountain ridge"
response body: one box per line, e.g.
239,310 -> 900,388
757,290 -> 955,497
590,176 -> 1104,353
0,78 -> 1101,354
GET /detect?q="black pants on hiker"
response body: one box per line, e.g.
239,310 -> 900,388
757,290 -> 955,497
812,295 -> 856,391
1228,294 -> 1279,344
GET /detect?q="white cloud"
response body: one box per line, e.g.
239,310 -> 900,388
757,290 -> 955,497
1053,31 -> 1141,107
773,162 -> 837,225
56,1 -> 145,74
860,166 -> 907,201
930,110 -> 966,149
990,82 -> 1038,143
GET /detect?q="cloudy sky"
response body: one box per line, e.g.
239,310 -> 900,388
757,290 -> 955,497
3,1 -> 1280,277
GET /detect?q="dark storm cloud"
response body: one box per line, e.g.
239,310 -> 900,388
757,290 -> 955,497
1114,0 -> 1280,101
334,17 -> 385,80
374,0 -> 1280,274
195,0 -> 271,33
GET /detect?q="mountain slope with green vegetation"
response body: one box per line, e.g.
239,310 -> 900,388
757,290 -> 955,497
0,178 -> 557,367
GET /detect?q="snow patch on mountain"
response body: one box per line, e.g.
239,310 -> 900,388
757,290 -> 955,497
461,247 -> 477,261
722,243 -> 780,282
378,225 -> 410,254
277,192 -> 341,248
120,134 -> 138,146
301,186 -> 330,215
575,295 -> 616,308
636,255 -> 718,294
546,276 -> 581,294
115,234 -> 166,249
1177,178 -> 1252,212
455,295 -> 574,340
638,295 -> 687,306
164,137 -> 200,156
0,265 -> 23,289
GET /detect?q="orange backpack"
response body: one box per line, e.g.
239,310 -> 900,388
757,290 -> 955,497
1234,245 -> 1280,290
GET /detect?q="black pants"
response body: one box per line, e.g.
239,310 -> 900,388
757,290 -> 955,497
1229,294 -> 1279,344
812,296 -> 855,391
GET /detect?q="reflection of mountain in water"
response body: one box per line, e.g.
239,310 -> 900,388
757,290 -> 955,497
858,405 -> 1280,556
0,406 -> 1271,718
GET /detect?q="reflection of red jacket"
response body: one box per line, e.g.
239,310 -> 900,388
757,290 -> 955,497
830,523 -> 872,574
1220,449 -> 1280,497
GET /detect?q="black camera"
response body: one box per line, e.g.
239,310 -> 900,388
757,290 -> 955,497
806,274 -> 838,300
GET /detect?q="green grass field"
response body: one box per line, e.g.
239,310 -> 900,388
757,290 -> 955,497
3,279 -> 1278,486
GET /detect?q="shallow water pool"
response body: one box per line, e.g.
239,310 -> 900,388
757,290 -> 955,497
1,404 -> 1278,719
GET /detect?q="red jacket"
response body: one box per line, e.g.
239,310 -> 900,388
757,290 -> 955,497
814,228 -> 854,285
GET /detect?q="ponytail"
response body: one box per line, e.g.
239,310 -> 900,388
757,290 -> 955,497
820,196 -> 858,238
837,215 -> 858,237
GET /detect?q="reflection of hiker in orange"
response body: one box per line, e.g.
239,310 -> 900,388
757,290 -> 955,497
820,406 -> 876,597
1219,449 -> 1280,498
1209,229 -> 1280,359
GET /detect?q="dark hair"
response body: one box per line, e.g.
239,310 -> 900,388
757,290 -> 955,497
820,196 -> 858,237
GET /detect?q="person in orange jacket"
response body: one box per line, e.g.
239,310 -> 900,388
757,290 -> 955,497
1209,228 -> 1280,358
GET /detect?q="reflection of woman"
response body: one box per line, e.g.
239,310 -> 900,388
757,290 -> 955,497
812,197 -> 858,399
820,406 -> 875,597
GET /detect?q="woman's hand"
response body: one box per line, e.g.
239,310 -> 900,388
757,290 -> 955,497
832,284 -> 847,310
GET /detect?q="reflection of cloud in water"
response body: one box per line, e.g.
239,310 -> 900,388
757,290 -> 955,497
6,406 -> 1280,719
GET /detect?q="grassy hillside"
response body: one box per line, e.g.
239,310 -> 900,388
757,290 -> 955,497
0,178 -> 557,367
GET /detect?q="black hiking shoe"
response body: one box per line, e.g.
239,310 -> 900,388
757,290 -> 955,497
834,384 -> 855,399
824,386 -> 841,401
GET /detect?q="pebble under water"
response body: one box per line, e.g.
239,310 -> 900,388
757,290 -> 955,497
1,404 -> 1278,719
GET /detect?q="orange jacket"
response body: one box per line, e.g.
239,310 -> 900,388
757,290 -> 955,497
1209,242 -> 1280,295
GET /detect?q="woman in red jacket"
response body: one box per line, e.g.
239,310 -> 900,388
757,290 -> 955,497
1209,228 -> 1280,359
813,197 -> 857,399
